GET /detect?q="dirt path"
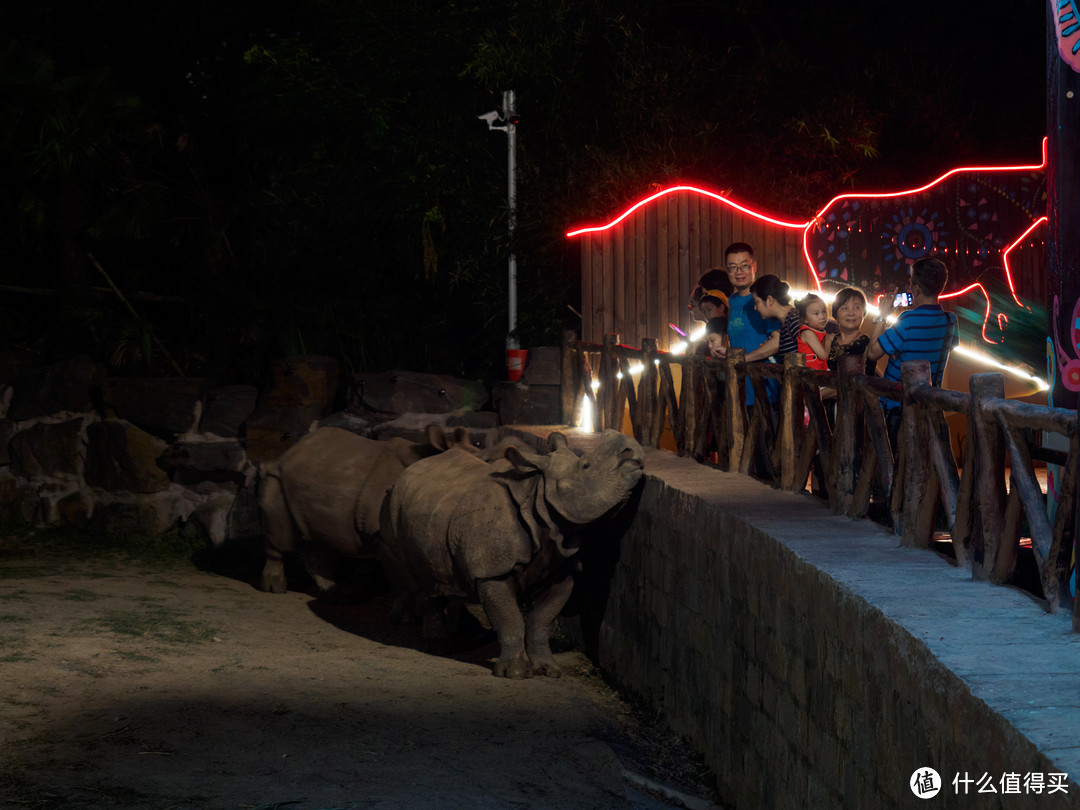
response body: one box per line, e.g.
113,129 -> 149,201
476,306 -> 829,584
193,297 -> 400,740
0,545 -> 721,810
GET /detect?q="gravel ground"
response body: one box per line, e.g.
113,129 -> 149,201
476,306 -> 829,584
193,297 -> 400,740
0,538 -> 724,810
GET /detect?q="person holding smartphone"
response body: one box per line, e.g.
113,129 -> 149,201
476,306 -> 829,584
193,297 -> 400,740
866,257 -> 959,451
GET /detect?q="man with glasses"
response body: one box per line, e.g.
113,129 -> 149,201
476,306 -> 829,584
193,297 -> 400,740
723,242 -> 779,408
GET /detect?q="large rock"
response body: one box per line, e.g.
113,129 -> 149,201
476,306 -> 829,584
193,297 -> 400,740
519,346 -> 562,386
347,370 -> 486,416
158,439 -> 252,486
101,377 -> 212,437
0,419 -> 15,465
0,471 -> 35,522
198,385 -> 258,438
37,481 -> 88,525
9,418 -> 86,480
492,383 -> 563,425
188,481 -> 260,545
245,405 -> 322,465
263,356 -> 339,411
246,356 -> 339,464
0,347 -> 43,387
7,356 -> 105,421
315,410 -> 373,436
88,487 -> 197,536
84,420 -> 171,494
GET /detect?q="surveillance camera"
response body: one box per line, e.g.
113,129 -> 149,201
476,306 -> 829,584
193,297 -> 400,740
478,111 -> 501,126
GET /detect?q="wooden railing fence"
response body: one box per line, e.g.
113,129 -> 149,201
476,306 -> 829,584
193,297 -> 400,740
561,331 -> 1079,630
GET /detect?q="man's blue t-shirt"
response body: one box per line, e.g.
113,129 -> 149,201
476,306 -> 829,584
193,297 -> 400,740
727,291 -> 779,405
877,304 -> 959,410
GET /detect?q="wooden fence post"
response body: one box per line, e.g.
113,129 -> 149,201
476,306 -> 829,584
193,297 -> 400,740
832,355 -> 862,514
676,356 -> 695,455
779,353 -> 805,491
638,338 -> 659,447
726,348 -> 746,471
601,334 -> 621,430
561,330 -> 577,425
618,351 -> 642,443
967,373 -> 1006,580
900,361 -> 933,548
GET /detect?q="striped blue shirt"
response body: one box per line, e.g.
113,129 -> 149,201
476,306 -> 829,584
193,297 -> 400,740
877,305 -> 959,409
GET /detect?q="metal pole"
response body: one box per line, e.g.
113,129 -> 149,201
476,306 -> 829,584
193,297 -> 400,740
505,89 -> 518,350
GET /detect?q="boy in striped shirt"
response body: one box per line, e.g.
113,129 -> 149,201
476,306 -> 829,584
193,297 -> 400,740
866,257 -> 959,451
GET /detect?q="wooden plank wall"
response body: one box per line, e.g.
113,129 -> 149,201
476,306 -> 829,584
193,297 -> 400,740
577,191 -> 1049,351
578,190 -> 810,350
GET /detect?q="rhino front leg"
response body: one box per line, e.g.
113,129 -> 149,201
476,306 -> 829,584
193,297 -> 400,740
477,577 -> 530,679
258,473 -> 293,593
525,575 -> 574,678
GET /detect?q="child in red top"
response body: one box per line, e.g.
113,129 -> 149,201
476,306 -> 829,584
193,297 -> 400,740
796,294 -> 829,370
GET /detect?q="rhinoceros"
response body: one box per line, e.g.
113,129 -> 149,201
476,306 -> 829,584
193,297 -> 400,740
257,425 -> 476,595
380,429 -> 645,678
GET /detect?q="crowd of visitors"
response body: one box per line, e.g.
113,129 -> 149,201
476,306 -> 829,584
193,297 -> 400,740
686,244 -> 960,461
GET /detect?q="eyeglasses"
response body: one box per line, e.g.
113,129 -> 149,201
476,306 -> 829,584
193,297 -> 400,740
726,262 -> 753,272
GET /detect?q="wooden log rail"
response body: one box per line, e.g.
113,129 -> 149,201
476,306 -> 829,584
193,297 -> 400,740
561,332 -> 1080,630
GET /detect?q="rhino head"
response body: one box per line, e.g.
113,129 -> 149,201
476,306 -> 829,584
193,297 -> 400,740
503,429 -> 644,527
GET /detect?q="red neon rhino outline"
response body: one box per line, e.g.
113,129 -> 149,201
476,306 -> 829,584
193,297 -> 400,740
566,141 -> 1047,344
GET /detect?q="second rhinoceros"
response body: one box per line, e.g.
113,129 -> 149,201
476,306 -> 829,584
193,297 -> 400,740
258,425 -> 476,595
380,429 -> 644,678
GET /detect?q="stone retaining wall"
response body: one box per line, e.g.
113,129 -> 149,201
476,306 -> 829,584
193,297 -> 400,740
0,355 -> 500,542
532,431 -> 1080,809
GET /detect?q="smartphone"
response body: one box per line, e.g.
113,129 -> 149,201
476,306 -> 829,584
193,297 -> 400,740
893,292 -> 913,308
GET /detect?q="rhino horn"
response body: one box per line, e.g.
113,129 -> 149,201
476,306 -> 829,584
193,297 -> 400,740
618,444 -> 644,470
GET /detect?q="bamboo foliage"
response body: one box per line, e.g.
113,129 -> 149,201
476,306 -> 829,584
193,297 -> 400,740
562,332 -> 1080,630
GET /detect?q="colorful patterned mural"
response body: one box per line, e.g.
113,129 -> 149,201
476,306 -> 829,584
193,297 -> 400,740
804,156 -> 1047,345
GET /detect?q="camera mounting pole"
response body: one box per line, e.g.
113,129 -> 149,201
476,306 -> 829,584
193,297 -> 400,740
477,91 -> 519,356
504,89 -> 518,352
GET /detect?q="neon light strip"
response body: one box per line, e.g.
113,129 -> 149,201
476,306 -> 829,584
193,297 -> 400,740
1000,215 -> 1048,308
565,185 -> 810,237
807,139 -> 1047,223
567,143 -> 1048,346
800,139 -> 1048,296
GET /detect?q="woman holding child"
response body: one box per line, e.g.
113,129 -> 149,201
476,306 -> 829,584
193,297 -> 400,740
823,287 -> 875,376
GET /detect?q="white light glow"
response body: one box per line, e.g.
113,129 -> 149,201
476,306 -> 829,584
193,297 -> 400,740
577,394 -> 594,432
953,345 -> 1049,391
791,288 -> 836,305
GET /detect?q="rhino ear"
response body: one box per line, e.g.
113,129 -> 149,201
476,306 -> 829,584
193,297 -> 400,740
547,431 -> 569,452
505,445 -> 549,472
425,424 -> 448,451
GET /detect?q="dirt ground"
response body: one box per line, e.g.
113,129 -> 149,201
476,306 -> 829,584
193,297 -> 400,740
0,538 -> 723,810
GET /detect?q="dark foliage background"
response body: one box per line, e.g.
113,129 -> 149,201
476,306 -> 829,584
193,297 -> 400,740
0,0 -> 1046,386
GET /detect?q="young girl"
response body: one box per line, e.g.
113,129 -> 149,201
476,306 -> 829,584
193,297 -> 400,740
796,294 -> 829,370
703,316 -> 728,358
744,275 -> 828,367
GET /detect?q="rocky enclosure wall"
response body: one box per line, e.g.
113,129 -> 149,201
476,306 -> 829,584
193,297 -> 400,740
531,433 -> 1080,810
0,354 -> 503,541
